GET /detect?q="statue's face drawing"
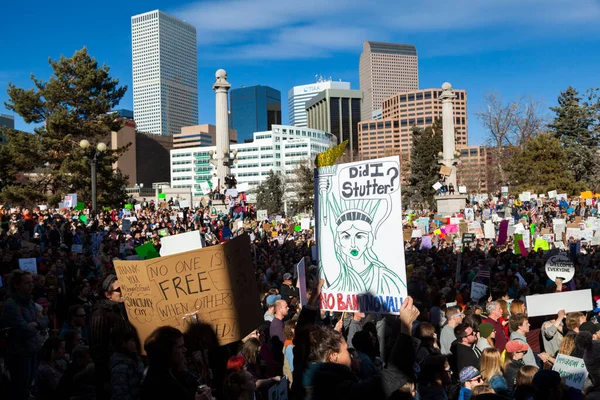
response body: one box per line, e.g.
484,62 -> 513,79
336,220 -> 372,260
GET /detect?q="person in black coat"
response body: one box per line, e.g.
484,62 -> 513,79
450,323 -> 481,376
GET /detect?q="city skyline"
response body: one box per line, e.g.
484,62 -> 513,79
1,0 -> 599,145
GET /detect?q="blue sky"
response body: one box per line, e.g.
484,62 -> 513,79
1,0 -> 599,145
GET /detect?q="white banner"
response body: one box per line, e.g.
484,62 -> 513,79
553,354 -> 588,390
316,156 -> 406,314
471,281 -> 488,301
526,289 -> 593,317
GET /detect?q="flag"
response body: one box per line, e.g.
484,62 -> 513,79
530,205 -> 538,223
474,265 -> 490,280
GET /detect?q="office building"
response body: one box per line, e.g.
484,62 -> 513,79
131,10 -> 198,136
305,89 -> 362,156
170,125 -> 335,197
112,109 -> 134,119
288,79 -> 351,127
359,88 -> 468,160
0,114 -> 14,129
174,124 -> 237,149
230,85 -> 281,143
359,41 -> 418,121
457,145 -> 489,194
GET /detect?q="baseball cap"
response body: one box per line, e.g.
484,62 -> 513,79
282,273 -> 292,280
266,294 -> 281,306
580,321 -> 600,335
505,340 -> 529,353
459,366 -> 481,383
593,298 -> 600,313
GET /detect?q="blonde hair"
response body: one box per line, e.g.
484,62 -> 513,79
480,347 -> 503,382
558,331 -> 576,356
510,299 -> 525,315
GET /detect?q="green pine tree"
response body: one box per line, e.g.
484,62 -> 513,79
4,47 -> 130,207
405,119 -> 443,208
548,86 -> 600,188
505,133 -> 586,195
289,162 -> 314,215
255,170 -> 285,215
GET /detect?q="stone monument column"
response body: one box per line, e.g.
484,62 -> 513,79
212,69 -> 231,187
440,82 -> 458,189
435,82 -> 467,215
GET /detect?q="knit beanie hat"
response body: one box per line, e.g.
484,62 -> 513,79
479,322 -> 494,338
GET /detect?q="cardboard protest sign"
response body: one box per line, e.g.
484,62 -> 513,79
315,156 -> 406,314
159,231 -> 205,257
553,354 -> 588,390
18,258 -> 37,274
545,254 -> 574,283
114,234 -> 263,351
526,289 -> 592,317
471,282 -> 488,301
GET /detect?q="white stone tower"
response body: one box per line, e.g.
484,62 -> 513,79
212,69 -> 232,187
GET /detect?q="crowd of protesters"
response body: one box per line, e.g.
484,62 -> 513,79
0,191 -> 600,399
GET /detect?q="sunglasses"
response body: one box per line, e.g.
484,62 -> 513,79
470,376 -> 483,383
516,350 -> 527,354
110,287 -> 122,294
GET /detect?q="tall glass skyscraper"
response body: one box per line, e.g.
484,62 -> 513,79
131,10 -> 198,136
229,85 -> 281,143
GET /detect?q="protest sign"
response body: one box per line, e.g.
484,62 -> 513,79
134,204 -> 142,211
462,233 -> 476,244
114,234 -> 263,352
471,282 -> 488,301
411,229 -> 423,238
296,258 -> 307,305
519,192 -> 531,202
534,238 -> 550,252
236,182 -> 249,192
501,186 -> 509,194
199,181 -> 211,195
553,354 -> 588,390
71,244 -> 83,254
464,208 -> 474,222
179,200 -> 189,209
268,376 -> 288,400
225,189 -> 238,197
135,242 -> 159,260
432,182 -> 442,191
301,218 -> 310,231
257,210 -> 268,220
421,236 -> 432,250
545,254 -> 574,283
160,231 -> 205,257
64,195 -> 74,209
526,289 -> 592,317
548,190 -> 558,199
497,220 -> 509,245
316,156 -> 406,314
581,191 -> 593,199
18,258 -> 37,274
122,219 -> 131,233
484,220 -> 495,239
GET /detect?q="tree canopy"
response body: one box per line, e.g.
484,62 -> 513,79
3,47 -> 129,207
255,170 -> 285,215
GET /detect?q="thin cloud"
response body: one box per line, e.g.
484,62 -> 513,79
170,0 -> 600,60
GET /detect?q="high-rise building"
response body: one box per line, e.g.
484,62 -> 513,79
174,124 -> 237,149
358,88 -> 468,160
359,41 -> 418,121
229,85 -> 281,143
0,114 -> 15,129
288,79 -> 351,127
305,89 -> 362,156
131,10 -> 198,136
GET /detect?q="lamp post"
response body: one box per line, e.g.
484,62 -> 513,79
208,149 -> 238,189
79,139 -> 107,213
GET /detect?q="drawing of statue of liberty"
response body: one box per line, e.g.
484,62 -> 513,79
322,194 -> 406,294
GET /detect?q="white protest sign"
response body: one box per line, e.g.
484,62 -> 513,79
432,182 -> 442,191
545,254 -> 575,283
71,244 -> 83,254
237,220 -> 244,230
501,186 -> 509,194
548,190 -> 558,199
411,229 -> 423,238
159,230 -> 205,257
471,282 -> 488,301
556,193 -> 568,201
199,181 -> 211,195
18,258 -> 37,274
316,156 -> 406,314
464,208 -> 474,222
526,289 -> 593,317
268,376 -> 288,400
179,200 -> 189,209
458,185 -> 467,194
587,198 -> 593,206
519,192 -> 531,202
134,204 -> 142,211
301,218 -> 310,231
554,241 -> 566,250
553,354 -> 588,390
39,205 -> 48,211
236,182 -> 249,192
296,258 -> 307,305
484,220 -> 495,239
257,210 -> 268,220
542,234 -> 555,242
64,195 -> 74,209
522,230 -> 531,249
225,189 -> 238,197
275,215 -> 283,223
